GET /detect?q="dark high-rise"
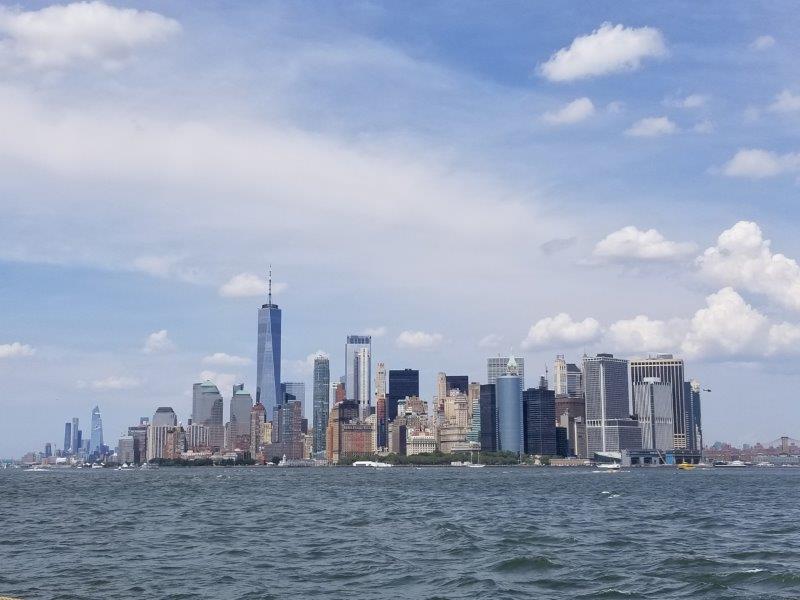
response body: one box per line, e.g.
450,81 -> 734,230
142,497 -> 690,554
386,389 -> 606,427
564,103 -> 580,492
523,379 -> 557,456
63,422 -> 72,454
446,375 -> 469,395
684,380 -> 703,452
312,354 -> 331,454
479,384 -> 498,452
388,369 -> 419,421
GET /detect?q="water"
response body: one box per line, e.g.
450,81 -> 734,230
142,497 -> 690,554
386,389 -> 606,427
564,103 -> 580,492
1,467 -> 799,599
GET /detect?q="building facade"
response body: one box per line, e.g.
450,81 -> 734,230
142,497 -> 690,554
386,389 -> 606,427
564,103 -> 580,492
523,381 -> 557,456
584,354 -> 641,455
312,354 -> 331,454
479,384 -> 498,452
487,355 -> 525,387
345,335 -> 371,416
629,355 -> 688,449
387,368 -> 419,422
256,270 -> 282,419
633,378 -> 674,452
496,370 -> 523,454
192,381 -> 225,451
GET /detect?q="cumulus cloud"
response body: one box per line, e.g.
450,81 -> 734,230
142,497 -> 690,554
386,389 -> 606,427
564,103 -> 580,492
749,35 -> 776,51
625,116 -> 677,137
541,97 -> 595,125
142,329 -> 174,354
0,342 -> 35,358
594,226 -> 696,262
202,352 -> 251,366
665,93 -> 709,109
697,221 -> 800,311
396,330 -> 444,349
478,333 -> 503,348
539,22 -> 666,82
720,148 -> 800,179
219,273 -> 287,298
0,1 -> 180,71
606,316 -> 688,354
768,90 -> 800,114
79,375 -> 141,390
521,313 -> 601,350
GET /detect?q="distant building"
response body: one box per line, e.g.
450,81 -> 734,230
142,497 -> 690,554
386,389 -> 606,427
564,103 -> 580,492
375,362 -> 387,399
127,424 -> 148,464
345,335 -> 371,416
256,269 -> 282,420
186,423 -> 210,451
555,427 -> 569,457
44,443 -> 52,458
584,354 -> 641,454
487,355 -> 525,387
523,379 -> 557,456
249,402 -> 266,458
63,422 -> 72,455
443,391 -> 470,428
71,417 -> 80,457
281,382 -> 306,417
684,380 -> 703,452
192,381 -> 224,450
375,395 -> 387,449
152,407 -> 177,427
630,355 -> 688,449
446,375 -> 469,396
267,400 -> 304,460
229,384 -> 253,450
466,396 -> 481,445
388,369 -> 419,421
89,405 -> 104,455
633,378 -> 674,452
340,421 -> 375,458
496,357 -> 523,454
555,395 -> 587,458
554,355 -> 583,397
326,400 -> 360,463
406,431 -> 436,455
479,384 -> 498,452
118,436 -> 134,464
312,354 -> 331,454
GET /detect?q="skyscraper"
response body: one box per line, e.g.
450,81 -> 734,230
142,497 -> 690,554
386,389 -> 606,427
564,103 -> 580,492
387,369 -> 419,421
554,355 -> 583,397
633,378 -> 674,451
496,358 -> 523,454
63,421 -> 72,454
479,385 -> 498,452
256,268 -> 282,419
684,380 -> 703,452
192,381 -> 224,450
71,417 -> 79,457
147,407 -> 178,461
584,354 -> 641,454
487,355 -> 525,387
249,401 -> 267,458
313,354 -> 331,453
523,379 -> 557,456
89,405 -> 104,454
345,335 -> 371,416
446,375 -> 469,395
230,384 -> 254,449
375,362 -> 386,399
629,355 -> 688,449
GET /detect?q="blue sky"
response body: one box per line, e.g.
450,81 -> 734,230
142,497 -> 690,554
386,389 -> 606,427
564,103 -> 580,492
2,1 -> 800,456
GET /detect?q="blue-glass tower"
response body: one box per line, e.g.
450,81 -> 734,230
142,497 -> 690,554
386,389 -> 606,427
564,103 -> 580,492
256,268 -> 282,420
90,405 -> 104,454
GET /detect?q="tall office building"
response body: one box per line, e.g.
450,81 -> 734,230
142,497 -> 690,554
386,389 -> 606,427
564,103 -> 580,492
345,335 -> 371,416
313,354 -> 331,453
89,405 -> 104,454
152,406 -> 177,427
633,378 -> 674,451
193,381 -> 224,450
584,354 -> 641,454
629,355 -> 688,449
249,402 -> 267,458
127,424 -> 148,464
256,268 -> 282,419
487,355 -> 525,387
147,407 -> 178,461
281,382 -> 306,416
446,375 -> 469,395
387,369 -> 419,421
71,417 -> 80,457
496,358 -> 523,454
375,362 -> 386,399
229,384 -> 254,449
684,380 -> 703,452
269,400 -> 304,460
479,385 -> 498,452
63,422 -> 72,454
554,355 -> 583,397
523,378 -> 557,456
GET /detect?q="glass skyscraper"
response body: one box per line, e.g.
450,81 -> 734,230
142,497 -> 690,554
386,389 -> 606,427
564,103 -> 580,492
584,354 -> 641,454
256,270 -> 282,420
629,355 -> 688,449
312,354 -> 330,453
345,335 -> 371,416
387,368 -> 419,421
192,381 -> 224,450
496,368 -> 523,454
487,355 -> 525,388
89,405 -> 104,454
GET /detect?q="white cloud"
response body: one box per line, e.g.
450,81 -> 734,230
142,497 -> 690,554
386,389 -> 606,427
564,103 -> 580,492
521,313 -> 601,350
693,119 -> 714,134
142,329 -> 174,354
198,370 -> 237,397
625,116 -> 677,137
539,22 -> 666,82
719,148 -> 800,179
396,330 -> 444,349
202,352 -> 252,366
80,375 -> 141,390
749,35 -> 776,51
767,322 -> 800,355
131,255 -> 203,283
594,226 -> 696,262
697,221 -> 800,311
363,326 -> 387,338
665,93 -> 709,109
219,273 -> 287,298
478,333 -> 503,348
0,1 -> 180,71
541,97 -> 595,125
607,315 -> 688,354
284,351 -> 328,377
0,342 -> 35,358
768,90 -> 800,114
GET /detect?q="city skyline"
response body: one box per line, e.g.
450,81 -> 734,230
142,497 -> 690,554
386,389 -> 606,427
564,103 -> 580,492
2,1 -> 800,456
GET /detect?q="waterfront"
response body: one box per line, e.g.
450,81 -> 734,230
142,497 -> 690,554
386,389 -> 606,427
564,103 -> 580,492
2,468 -> 799,599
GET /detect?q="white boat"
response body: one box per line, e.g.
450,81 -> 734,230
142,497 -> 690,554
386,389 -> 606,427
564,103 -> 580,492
596,463 -> 621,471
352,460 -> 393,468
467,463 -> 486,468
714,460 -> 747,468
91,463 -> 104,469
25,466 -> 50,472
756,461 -> 775,468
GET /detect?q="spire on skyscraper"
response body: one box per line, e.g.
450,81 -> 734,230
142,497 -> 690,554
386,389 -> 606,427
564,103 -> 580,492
268,264 -> 272,305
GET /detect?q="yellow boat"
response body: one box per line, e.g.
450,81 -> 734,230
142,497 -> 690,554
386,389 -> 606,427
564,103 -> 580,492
677,463 -> 696,470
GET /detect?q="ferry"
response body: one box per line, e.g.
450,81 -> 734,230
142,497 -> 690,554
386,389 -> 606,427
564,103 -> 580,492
677,463 -> 696,471
352,460 -> 393,468
596,463 -> 621,471
713,460 -> 747,468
